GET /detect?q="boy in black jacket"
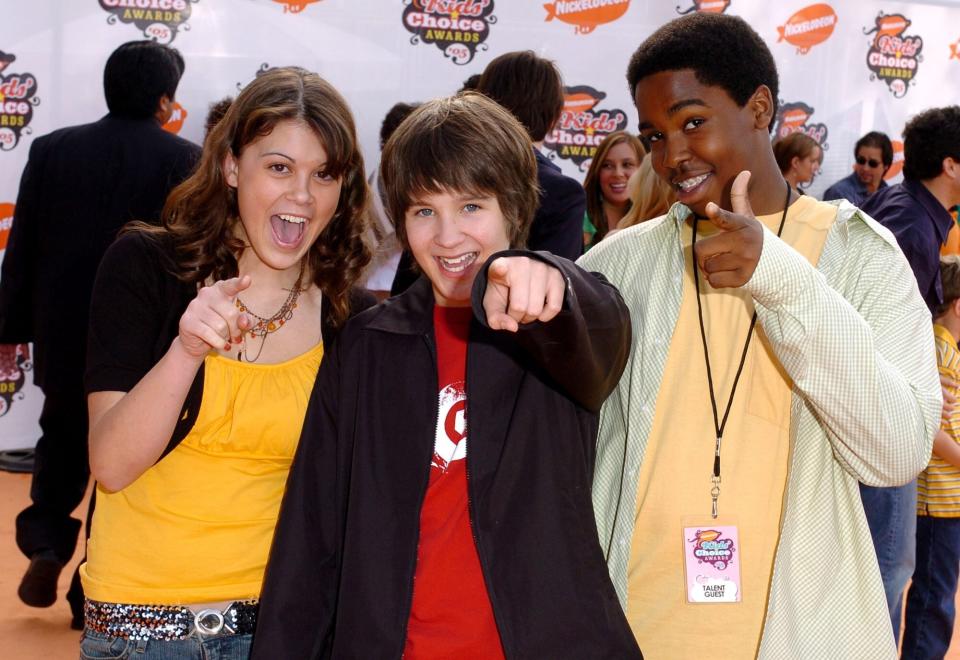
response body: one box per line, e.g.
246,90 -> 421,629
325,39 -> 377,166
253,93 -> 641,659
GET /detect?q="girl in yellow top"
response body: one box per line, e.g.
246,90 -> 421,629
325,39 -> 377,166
79,67 -> 372,659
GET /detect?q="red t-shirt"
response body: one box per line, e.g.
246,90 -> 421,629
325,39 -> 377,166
403,306 -> 505,659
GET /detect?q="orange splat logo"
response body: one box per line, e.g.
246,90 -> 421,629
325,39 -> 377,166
162,102 -> 187,134
776,4 -> 837,54
543,0 -> 630,35
272,0 -> 322,13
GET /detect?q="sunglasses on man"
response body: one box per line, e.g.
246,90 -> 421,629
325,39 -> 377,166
856,156 -> 882,168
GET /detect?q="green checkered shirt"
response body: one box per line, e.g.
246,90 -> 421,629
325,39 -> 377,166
579,199 -> 940,659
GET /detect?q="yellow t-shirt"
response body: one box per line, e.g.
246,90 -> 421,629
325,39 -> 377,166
625,195 -> 836,659
918,324 -> 960,517
80,342 -> 323,604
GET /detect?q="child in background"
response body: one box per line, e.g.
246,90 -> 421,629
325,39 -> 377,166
902,255 -> 960,660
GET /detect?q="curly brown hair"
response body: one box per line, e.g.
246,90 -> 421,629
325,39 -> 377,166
136,66 -> 370,326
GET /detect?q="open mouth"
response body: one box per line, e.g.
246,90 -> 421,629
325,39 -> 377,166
270,213 -> 308,247
436,252 -> 478,274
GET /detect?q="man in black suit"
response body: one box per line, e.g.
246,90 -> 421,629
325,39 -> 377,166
0,40 -> 200,626
477,51 -> 586,261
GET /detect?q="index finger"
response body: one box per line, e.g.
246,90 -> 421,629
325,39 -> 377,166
218,275 -> 252,298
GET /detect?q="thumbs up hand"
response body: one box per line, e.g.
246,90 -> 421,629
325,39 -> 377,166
694,171 -> 766,289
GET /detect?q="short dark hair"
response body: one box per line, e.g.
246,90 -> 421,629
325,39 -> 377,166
903,106 -> 960,181
626,14 -> 779,131
477,51 -> 564,142
773,132 -> 821,174
380,93 -> 539,251
936,255 -> 960,318
204,97 -> 233,137
379,102 -> 420,150
458,73 -> 481,94
104,41 -> 185,119
855,131 -> 894,168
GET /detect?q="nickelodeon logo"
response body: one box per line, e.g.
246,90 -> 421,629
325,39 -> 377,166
0,203 -> 14,252
885,140 -> 904,180
543,0 -> 630,35
777,4 -> 837,54
273,0 -> 322,12
162,102 -> 187,134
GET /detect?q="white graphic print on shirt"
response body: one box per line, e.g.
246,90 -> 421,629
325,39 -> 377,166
431,381 -> 467,473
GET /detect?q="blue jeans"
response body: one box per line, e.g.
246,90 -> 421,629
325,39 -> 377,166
859,480 -> 917,645
79,630 -> 252,659
901,515 -> 960,660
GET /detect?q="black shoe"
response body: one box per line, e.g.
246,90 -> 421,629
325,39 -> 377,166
18,551 -> 63,607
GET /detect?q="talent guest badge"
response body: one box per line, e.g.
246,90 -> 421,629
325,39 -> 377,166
682,523 -> 742,603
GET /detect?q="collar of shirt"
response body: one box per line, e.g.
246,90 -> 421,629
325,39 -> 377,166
903,178 -> 955,244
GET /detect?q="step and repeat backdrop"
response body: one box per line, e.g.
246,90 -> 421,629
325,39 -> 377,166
1,0 -> 959,448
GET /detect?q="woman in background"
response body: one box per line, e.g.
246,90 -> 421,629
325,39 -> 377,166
616,156 -> 677,232
773,132 -> 823,195
582,131 -> 644,249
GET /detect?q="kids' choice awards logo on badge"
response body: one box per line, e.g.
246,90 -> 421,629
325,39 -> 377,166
544,85 -> 628,171
99,0 -> 198,45
0,51 -> 40,152
543,0 -> 630,35
272,0 -> 323,13
676,0 -> 729,15
776,4 -> 837,55
773,101 -> 829,148
864,12 -> 923,98
402,0 -> 497,66
161,101 -> 187,134
689,529 -> 735,570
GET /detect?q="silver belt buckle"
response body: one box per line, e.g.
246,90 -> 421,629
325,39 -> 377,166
194,608 -> 225,635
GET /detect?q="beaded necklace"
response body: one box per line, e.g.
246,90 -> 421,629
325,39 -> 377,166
234,259 -> 306,363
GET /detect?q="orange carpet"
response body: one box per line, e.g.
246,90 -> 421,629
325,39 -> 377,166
2,468 -> 960,658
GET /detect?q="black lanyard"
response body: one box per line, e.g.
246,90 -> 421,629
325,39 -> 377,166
691,180 -> 791,519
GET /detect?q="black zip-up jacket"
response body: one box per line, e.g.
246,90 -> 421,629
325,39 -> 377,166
252,251 -> 642,659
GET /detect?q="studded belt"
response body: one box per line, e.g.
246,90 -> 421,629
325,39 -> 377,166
83,598 -> 259,641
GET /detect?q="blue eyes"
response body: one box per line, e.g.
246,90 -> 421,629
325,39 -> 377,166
412,204 -> 481,217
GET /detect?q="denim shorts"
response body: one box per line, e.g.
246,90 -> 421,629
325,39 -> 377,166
79,629 -> 253,660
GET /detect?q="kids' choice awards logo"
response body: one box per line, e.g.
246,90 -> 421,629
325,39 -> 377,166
689,529 -> 735,570
543,0 -> 630,35
0,203 -> 31,418
773,101 -> 829,148
676,0 -> 729,15
402,0 -> 497,66
864,12 -> 924,98
0,51 -> 40,152
100,0 -> 198,45
161,101 -> 187,134
776,4 -> 838,55
272,0 -> 322,12
544,85 -> 628,171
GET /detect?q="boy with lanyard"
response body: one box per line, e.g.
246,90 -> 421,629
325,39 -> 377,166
579,13 -> 941,659
252,93 -> 641,659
